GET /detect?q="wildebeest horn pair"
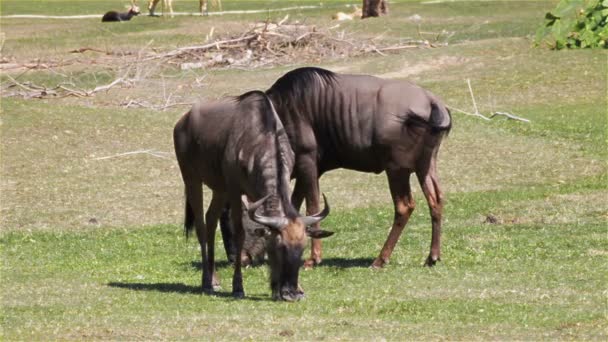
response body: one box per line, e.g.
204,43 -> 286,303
242,194 -> 331,232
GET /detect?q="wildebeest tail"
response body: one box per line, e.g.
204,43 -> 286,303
184,194 -> 195,238
429,101 -> 452,135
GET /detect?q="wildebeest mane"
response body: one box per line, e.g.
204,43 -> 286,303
234,90 -> 277,133
266,67 -> 338,104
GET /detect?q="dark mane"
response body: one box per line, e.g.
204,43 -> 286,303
235,90 -> 297,218
266,67 -> 337,101
235,90 -> 277,133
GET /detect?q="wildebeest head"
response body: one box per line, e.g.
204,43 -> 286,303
242,194 -> 333,301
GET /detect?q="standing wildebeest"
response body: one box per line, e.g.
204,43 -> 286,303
173,90 -> 333,301
264,67 -> 452,269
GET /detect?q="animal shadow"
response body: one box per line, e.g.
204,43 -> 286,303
316,257 -> 374,268
107,282 -> 268,301
189,260 -> 233,270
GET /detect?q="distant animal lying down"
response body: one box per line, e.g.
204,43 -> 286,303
102,4 -> 141,22
331,5 -> 362,21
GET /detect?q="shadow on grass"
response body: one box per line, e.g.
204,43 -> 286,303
189,257 -> 374,269
189,260 -> 234,270
191,257 -> 375,269
316,257 -> 374,268
107,282 -> 268,301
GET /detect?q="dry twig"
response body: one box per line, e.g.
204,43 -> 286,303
93,149 -> 173,160
448,79 -> 530,123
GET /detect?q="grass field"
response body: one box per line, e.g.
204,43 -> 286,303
1,0 -> 607,340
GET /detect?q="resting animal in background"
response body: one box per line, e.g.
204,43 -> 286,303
173,91 -> 333,301
331,5 -> 362,20
101,3 -> 140,22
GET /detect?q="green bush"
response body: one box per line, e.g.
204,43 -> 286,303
536,0 -> 608,49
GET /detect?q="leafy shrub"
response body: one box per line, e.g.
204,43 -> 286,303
536,0 -> 608,49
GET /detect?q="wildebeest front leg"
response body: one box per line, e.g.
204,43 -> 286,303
205,193 -> 226,290
229,197 -> 245,298
416,159 -> 443,267
295,154 -> 322,269
218,205 -> 236,263
186,182 -> 213,293
372,169 -> 416,268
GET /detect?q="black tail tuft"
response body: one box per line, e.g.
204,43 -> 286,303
430,102 -> 452,135
184,197 -> 195,238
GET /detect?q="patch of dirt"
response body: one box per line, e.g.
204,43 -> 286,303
377,55 -> 470,79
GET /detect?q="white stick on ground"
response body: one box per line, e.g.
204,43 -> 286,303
93,149 -> 173,160
448,79 -> 530,123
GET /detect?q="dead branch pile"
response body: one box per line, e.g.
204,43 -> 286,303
148,16 -> 443,70
1,18 -> 448,100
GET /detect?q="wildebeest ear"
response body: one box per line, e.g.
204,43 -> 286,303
306,227 -> 334,239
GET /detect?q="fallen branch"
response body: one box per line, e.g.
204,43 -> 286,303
447,105 -> 490,121
121,99 -> 192,111
69,47 -> 110,54
490,111 -> 531,123
448,79 -> 530,123
93,149 -> 173,160
144,34 -> 258,61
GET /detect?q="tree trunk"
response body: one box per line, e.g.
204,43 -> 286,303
362,0 -> 388,19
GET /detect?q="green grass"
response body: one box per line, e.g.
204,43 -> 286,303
1,0 -> 607,340
2,204 -> 606,340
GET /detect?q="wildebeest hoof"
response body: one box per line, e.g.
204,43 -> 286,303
274,288 -> 305,302
424,255 -> 440,267
232,291 -> 245,299
241,253 -> 252,267
370,258 -> 388,269
202,286 -> 214,295
303,258 -> 320,270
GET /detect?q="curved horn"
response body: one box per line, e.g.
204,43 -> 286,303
243,194 -> 288,231
301,193 -> 330,226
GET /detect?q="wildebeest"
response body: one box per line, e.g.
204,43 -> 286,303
173,90 -> 333,301
101,4 -> 140,22
263,67 -> 452,269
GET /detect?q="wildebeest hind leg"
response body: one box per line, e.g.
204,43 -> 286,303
295,155 -> 322,269
205,192 -> 226,290
416,159 -> 443,267
372,169 -> 415,268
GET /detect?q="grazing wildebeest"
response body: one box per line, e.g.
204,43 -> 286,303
173,90 -> 333,301
101,4 -> 140,22
263,67 -> 452,269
